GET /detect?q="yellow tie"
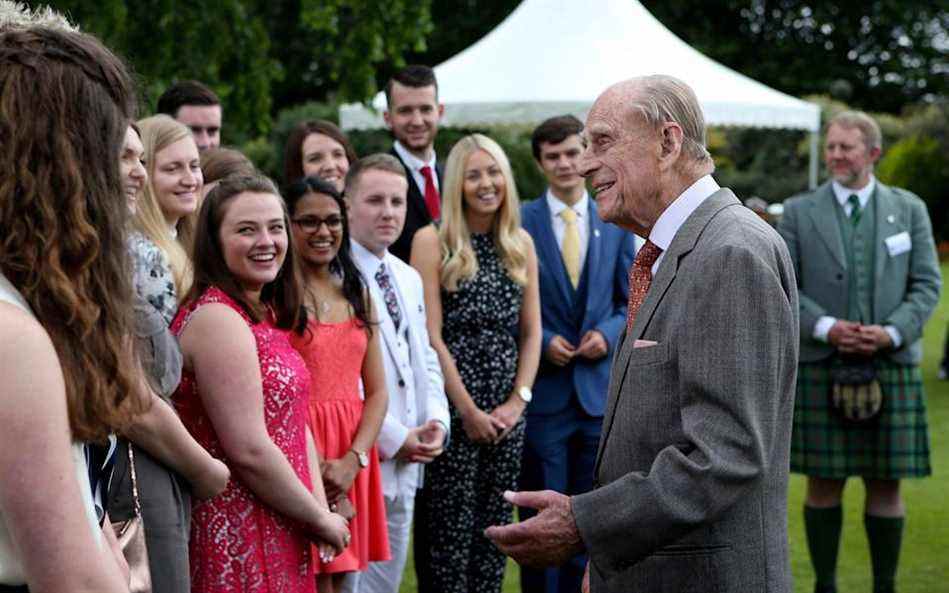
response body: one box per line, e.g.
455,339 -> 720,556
560,208 -> 581,288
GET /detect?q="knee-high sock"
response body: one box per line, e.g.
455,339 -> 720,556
804,505 -> 842,588
865,514 -> 904,593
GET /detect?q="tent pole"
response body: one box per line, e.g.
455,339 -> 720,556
808,131 -> 819,189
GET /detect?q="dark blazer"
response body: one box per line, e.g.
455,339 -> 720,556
389,147 -> 444,263
521,194 -> 636,416
777,181 -> 940,365
572,189 -> 799,593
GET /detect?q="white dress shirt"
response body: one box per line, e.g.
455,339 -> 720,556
393,140 -> 439,196
647,175 -> 721,275
546,190 -> 590,270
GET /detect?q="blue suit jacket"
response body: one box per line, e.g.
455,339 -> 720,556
521,194 -> 636,417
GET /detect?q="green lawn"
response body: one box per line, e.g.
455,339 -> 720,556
401,263 -> 949,593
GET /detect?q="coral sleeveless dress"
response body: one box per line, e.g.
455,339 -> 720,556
291,318 -> 390,573
172,287 -> 315,593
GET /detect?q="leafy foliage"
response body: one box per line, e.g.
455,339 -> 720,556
641,0 -> 948,114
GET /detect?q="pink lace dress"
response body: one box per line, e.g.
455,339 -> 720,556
291,318 -> 390,573
171,287 -> 315,593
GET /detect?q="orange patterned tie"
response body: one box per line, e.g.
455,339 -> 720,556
626,240 -> 664,332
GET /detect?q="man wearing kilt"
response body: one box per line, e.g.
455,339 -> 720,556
778,110 -> 941,593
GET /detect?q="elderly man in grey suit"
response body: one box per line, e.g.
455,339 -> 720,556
778,111 -> 940,593
485,75 -> 799,593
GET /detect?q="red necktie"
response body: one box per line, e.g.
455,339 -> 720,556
626,240 -> 664,332
420,165 -> 441,221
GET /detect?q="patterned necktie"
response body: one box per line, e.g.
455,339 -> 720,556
375,263 -> 402,331
420,165 -> 441,221
559,208 -> 581,288
626,239 -> 664,333
848,194 -> 862,226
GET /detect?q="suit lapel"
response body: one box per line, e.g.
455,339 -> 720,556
593,189 -> 741,476
873,182 -> 900,296
389,147 -> 430,225
365,262 -> 407,382
535,197 -> 575,308
580,201 -> 605,329
807,184 -> 847,270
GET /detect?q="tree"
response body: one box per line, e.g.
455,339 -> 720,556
55,0 -> 437,140
260,0 -> 434,111
57,0 -> 276,141
640,0 -> 948,113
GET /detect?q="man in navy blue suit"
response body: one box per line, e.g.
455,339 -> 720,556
518,115 -> 636,593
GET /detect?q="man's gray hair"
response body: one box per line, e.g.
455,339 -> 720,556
0,2 -> 76,31
827,110 -> 882,152
629,75 -> 712,164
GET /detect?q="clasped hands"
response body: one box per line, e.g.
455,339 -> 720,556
546,330 -> 608,366
828,320 -> 893,356
461,394 -> 525,445
396,420 -> 446,463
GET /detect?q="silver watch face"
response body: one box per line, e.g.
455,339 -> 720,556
358,452 -> 369,467
518,387 -> 533,403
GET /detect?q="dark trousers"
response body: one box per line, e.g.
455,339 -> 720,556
519,401 -> 602,593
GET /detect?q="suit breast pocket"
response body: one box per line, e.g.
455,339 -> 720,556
608,342 -> 682,466
626,341 -> 670,367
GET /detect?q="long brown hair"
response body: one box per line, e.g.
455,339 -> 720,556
0,24 -> 146,441
284,120 -> 358,185
183,174 -> 305,331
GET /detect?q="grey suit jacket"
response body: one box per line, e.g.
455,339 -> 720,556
777,181 -> 941,365
572,189 -> 799,593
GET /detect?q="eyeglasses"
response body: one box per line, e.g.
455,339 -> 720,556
292,216 -> 344,233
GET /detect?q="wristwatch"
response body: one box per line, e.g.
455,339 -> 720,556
515,386 -> 533,404
350,448 -> 369,468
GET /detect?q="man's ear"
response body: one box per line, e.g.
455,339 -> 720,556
868,145 -> 882,164
383,110 -> 392,130
658,123 -> 684,166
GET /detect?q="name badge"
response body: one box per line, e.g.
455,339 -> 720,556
884,231 -> 912,257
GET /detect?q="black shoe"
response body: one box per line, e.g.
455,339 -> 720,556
814,584 -> 836,593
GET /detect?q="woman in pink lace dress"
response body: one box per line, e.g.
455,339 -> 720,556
285,176 -> 390,593
172,175 -> 349,593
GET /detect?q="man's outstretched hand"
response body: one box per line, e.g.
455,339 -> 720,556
484,490 -> 584,567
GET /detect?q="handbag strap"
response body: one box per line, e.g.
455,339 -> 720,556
127,443 -> 142,518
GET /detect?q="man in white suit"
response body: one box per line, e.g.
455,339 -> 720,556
345,153 -> 450,593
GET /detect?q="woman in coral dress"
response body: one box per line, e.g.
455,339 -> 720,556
173,175 -> 349,593
286,176 -> 390,593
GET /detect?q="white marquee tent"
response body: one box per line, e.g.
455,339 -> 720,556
340,0 -> 822,187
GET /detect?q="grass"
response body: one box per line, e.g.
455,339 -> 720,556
400,263 -> 949,593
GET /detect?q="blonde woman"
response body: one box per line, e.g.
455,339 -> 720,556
132,114 -> 203,315
411,134 -> 541,593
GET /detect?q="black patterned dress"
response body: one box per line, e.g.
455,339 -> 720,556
417,232 -> 525,593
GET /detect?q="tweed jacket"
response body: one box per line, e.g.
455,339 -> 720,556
572,189 -> 799,593
777,180 -> 941,365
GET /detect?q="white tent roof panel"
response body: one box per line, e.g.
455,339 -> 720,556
340,0 -> 819,132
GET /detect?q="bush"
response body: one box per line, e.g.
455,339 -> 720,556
878,134 -> 949,240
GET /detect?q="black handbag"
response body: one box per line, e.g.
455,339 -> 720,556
829,359 -> 883,423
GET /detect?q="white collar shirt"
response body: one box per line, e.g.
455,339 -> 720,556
393,140 -> 439,196
832,176 -> 876,216
647,175 -> 721,275
545,190 -> 590,269
351,239 -> 406,335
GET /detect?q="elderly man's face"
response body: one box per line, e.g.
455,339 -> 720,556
579,88 -> 662,236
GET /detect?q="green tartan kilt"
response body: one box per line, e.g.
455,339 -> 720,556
790,360 -> 932,479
